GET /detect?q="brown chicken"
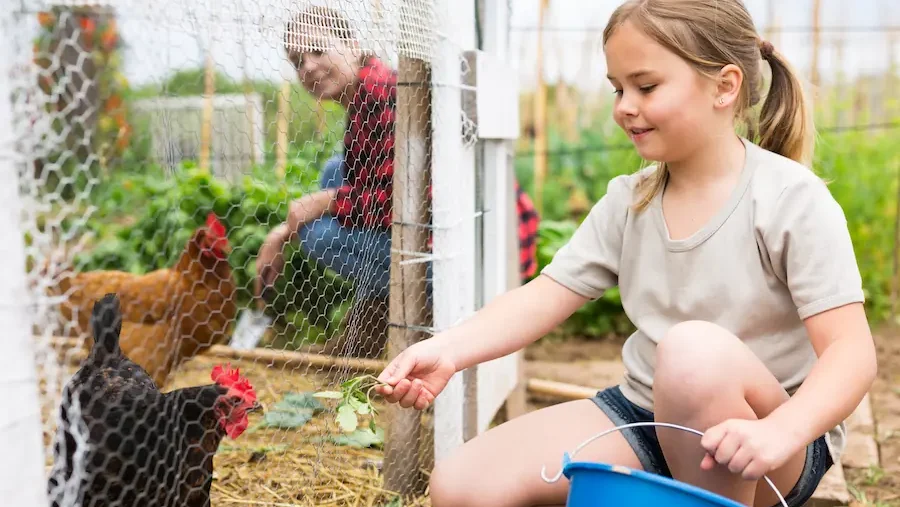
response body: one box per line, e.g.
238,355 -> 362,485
47,212 -> 237,386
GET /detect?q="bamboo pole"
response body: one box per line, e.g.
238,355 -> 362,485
810,0 -> 821,91
199,44 -> 215,174
207,344 -> 385,373
885,0 -> 897,121
890,1 -> 900,318
383,56 -> 432,498
49,335 -> 386,371
527,378 -> 596,401
240,33 -> 257,167
577,23 -> 598,131
275,79 -> 290,179
892,156 -> 900,319
48,335 -> 600,403
834,1 -> 845,127
533,0 -> 549,214
315,100 -> 328,140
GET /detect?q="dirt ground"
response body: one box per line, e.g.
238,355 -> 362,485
847,327 -> 900,506
523,329 -> 900,506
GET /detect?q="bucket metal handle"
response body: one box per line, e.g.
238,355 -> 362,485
540,421 -> 788,507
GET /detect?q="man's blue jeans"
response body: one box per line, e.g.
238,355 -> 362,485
296,153 -> 394,300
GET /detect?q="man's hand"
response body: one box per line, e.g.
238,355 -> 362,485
256,224 -> 290,291
286,189 -> 338,234
257,190 -> 337,294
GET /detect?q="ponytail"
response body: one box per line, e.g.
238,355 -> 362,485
757,41 -> 815,166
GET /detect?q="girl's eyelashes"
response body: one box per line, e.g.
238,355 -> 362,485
611,84 -> 657,96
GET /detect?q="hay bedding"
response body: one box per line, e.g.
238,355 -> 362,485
42,351 -> 433,507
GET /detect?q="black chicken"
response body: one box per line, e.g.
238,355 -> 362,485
47,293 -> 261,507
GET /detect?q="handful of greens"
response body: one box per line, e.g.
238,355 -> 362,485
314,374 -> 387,434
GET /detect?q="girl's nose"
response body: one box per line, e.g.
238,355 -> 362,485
615,92 -> 639,117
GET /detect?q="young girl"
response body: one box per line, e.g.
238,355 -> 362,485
375,1 -> 877,506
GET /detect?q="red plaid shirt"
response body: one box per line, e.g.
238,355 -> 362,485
333,56 -> 540,281
516,183 -> 539,279
333,56 -> 396,230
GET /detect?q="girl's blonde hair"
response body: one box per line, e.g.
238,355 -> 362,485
603,0 -> 815,211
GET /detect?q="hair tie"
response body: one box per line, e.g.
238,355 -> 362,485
759,39 -> 775,59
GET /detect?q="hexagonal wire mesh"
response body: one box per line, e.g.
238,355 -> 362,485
6,0 -> 491,504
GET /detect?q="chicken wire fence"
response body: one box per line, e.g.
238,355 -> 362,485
1,0 -> 516,505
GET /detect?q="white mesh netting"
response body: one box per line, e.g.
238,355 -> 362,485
0,0 -> 508,504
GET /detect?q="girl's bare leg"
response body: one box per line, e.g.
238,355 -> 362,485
653,320 -> 811,507
428,398 -> 643,507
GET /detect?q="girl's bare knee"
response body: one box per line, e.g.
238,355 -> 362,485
655,320 -> 746,414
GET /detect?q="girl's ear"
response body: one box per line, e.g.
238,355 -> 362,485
714,63 -> 744,109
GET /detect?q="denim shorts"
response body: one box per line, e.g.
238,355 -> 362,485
591,385 -> 834,507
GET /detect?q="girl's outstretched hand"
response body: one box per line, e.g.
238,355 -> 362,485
375,339 -> 456,411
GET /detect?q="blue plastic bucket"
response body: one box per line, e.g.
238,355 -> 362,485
540,422 -> 788,507
563,459 -> 746,507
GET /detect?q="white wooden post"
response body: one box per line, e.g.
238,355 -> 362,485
474,0 -> 524,433
0,9 -> 51,505
430,0 -> 478,464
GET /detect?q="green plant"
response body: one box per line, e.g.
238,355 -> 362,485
67,148 -> 356,347
314,374 -> 387,434
253,392 -> 326,430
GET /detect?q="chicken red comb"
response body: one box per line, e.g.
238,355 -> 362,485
211,363 -> 256,401
206,212 -> 226,238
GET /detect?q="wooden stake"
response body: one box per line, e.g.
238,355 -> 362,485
892,155 -> 900,319
834,1 -> 845,126
885,0 -> 897,122
199,45 -> 215,174
240,34 -> 257,167
891,1 -> 900,317
527,378 -> 597,401
810,0 -> 821,91
576,36 -> 591,131
533,0 -> 549,214
275,79 -> 290,179
47,336 -> 387,373
207,345 -> 385,373
46,335 -> 597,403
383,56 -> 432,498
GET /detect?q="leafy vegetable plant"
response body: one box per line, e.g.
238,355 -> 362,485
314,374 -> 387,434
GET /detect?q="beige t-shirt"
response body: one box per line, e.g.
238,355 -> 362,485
541,138 -> 865,463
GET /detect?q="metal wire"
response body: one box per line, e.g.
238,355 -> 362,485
540,421 -> 789,507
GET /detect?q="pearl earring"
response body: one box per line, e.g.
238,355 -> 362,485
718,97 -> 725,105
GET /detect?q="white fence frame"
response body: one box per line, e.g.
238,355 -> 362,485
0,5 -> 50,504
431,0 -> 523,462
